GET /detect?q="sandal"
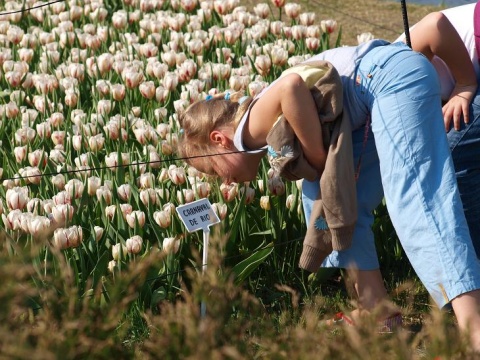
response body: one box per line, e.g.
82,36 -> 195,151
325,311 -> 403,333
325,311 -> 356,327
377,312 -> 403,333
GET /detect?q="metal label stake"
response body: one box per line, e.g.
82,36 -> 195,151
176,198 -> 220,317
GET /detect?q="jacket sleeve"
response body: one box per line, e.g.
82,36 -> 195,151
299,110 -> 357,273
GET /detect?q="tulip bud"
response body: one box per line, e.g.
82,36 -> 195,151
105,205 -> 116,219
117,184 -> 131,202
321,19 -> 337,34
126,235 -> 143,254
214,202 -> 228,220
87,176 -> 102,196
267,176 -> 286,196
108,260 -> 117,273
112,243 -> 127,260
260,195 -> 271,210
94,226 -> 104,241
271,0 -> 285,7
139,188 -> 158,206
163,237 -> 180,254
220,183 -> 238,203
153,210 -> 171,228
126,210 -> 146,229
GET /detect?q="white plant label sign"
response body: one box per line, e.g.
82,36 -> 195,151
176,198 -> 220,233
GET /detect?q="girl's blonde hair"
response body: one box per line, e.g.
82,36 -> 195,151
177,91 -> 252,175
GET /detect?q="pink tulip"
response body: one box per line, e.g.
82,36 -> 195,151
28,149 -> 48,167
87,176 -> 102,196
260,196 -> 271,210
305,37 -> 320,51
5,71 -> 22,87
6,25 -> 24,45
156,188 -> 170,201
285,3 -> 301,18
211,202 -> 228,220
194,182 -> 211,198
271,47 -> 288,66
27,215 -> 51,238
117,184 -> 131,202
88,134 -> 105,152
126,235 -> 143,254
213,0 -> 229,15
112,243 -> 127,261
112,11 -> 128,29
5,101 -> 19,119
139,81 -> 156,99
96,186 -> 113,204
306,25 -> 321,38
15,127 -> 35,145
111,84 -> 126,101
65,90 -> 78,107
139,188 -> 158,206
52,204 -> 74,224
220,183 -> 238,203
6,186 -> 29,210
94,226 -> 104,241
163,237 -> 180,254
168,165 -> 186,185
51,174 -> 66,190
97,99 -> 112,115
105,205 -> 116,220
14,146 -> 27,163
153,210 -> 171,228
20,167 -> 42,185
299,12 -> 316,26
65,179 -> 84,199
253,3 -> 270,18
53,191 -> 71,205
126,210 -> 146,229
267,176 -> 286,196
36,122 -> 52,139
123,69 -> 143,89
138,43 -> 158,57
97,53 -> 113,74
291,25 -> 307,40
2,209 -> 22,230
179,188 -> 195,204
321,19 -> 338,34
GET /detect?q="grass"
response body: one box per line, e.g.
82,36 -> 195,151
242,0 -> 444,45
1,232 -> 475,359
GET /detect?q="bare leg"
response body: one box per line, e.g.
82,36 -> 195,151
346,268 -> 397,321
451,290 -> 480,352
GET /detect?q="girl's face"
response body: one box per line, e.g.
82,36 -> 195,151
212,149 -> 264,184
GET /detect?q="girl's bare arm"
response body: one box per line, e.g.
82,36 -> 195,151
246,73 -> 327,175
409,11 -> 477,130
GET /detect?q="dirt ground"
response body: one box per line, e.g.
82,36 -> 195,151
241,0 -> 444,45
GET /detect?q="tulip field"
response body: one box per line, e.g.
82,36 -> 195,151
0,0 -> 470,358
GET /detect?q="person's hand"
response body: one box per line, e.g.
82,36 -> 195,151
442,83 -> 477,131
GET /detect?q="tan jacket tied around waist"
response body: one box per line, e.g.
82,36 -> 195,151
265,60 -> 357,273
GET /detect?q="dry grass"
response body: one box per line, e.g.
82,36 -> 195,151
241,0 -> 444,45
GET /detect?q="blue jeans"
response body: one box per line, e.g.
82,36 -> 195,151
303,42 -> 480,307
303,126 -> 383,270
447,90 -> 480,257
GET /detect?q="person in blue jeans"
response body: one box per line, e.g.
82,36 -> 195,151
304,2 -> 480,343
178,30 -> 480,351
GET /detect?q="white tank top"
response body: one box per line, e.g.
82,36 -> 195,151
233,81 -> 278,153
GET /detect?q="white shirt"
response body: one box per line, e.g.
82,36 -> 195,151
395,3 -> 478,101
